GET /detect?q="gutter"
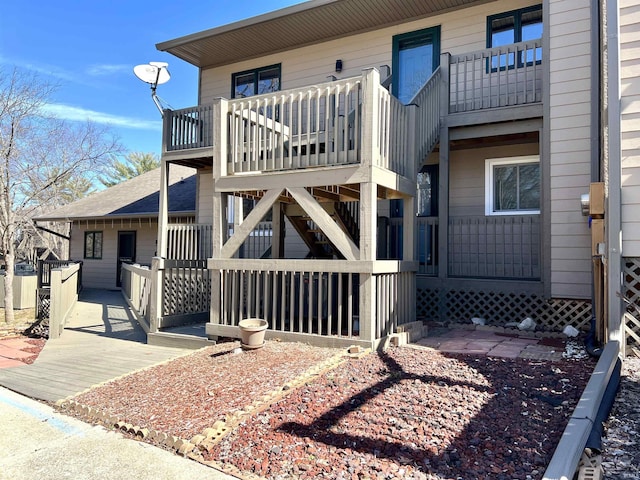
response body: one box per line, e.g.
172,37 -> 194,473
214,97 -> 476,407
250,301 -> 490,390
543,341 -> 621,480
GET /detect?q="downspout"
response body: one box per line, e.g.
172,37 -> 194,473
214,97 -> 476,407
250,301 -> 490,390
605,0 -> 623,347
585,0 -> 604,358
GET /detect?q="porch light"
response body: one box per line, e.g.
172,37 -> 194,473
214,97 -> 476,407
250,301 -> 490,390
133,62 -> 171,116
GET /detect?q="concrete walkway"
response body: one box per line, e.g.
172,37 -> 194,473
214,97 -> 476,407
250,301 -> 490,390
0,289 -> 192,403
0,386 -> 233,480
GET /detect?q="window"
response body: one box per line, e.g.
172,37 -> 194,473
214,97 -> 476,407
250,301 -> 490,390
84,231 -> 103,259
487,5 -> 542,69
232,64 -> 281,98
485,156 -> 540,215
417,165 -> 439,217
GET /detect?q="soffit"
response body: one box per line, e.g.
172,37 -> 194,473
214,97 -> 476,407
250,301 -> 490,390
157,0 -> 485,69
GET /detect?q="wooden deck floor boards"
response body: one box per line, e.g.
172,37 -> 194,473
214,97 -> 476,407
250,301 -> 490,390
0,289 -> 191,403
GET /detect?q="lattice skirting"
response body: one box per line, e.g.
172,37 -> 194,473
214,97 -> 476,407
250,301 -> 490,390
623,258 -> 640,350
417,287 -> 592,331
36,288 -> 50,321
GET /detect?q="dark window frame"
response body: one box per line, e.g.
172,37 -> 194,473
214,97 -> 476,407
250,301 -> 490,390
391,26 -> 441,105
84,231 -> 103,260
486,4 -> 542,71
231,63 -> 282,99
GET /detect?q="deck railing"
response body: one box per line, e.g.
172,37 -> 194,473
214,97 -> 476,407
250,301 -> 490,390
48,263 -> 81,339
385,217 -> 439,276
166,222 -> 273,261
411,67 -> 442,163
226,76 -> 362,174
375,87 -> 411,176
448,39 -> 542,113
120,263 -> 152,325
387,215 -> 539,279
160,259 -> 210,327
167,224 -> 213,260
208,259 -> 417,342
448,215 -> 540,279
164,105 -> 214,151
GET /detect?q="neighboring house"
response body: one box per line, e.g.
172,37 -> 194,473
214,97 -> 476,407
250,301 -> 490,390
34,166 -> 196,289
120,0 -> 636,351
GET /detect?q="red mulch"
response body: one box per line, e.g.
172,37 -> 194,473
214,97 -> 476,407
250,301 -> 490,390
64,340 -> 595,480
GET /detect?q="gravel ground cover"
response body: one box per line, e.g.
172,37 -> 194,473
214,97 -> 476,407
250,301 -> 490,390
206,346 -> 592,479
72,340 -> 341,440
65,338 -> 595,480
602,356 -> 640,479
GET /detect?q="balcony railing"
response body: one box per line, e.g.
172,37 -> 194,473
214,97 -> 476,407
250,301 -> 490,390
387,215 -> 539,279
208,259 -> 416,341
448,215 -> 540,279
448,39 -> 543,113
164,105 -> 214,151
166,222 -> 272,261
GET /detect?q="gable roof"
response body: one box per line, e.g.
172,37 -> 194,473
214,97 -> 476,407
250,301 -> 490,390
35,165 -> 196,222
157,0 -> 485,69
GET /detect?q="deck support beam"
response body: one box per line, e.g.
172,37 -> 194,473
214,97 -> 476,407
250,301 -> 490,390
359,181 -> 378,342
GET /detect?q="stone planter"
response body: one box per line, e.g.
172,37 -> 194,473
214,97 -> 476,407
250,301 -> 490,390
238,318 -> 268,349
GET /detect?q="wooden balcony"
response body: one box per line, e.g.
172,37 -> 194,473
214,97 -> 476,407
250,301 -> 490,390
162,40 -> 543,171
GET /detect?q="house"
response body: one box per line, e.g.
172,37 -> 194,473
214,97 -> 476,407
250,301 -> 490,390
121,0 -> 637,352
34,166 -> 196,290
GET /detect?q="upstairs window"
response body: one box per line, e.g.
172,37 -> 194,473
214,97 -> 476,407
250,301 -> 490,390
84,231 -> 103,259
485,156 -> 540,215
232,64 -> 281,98
487,5 -> 542,69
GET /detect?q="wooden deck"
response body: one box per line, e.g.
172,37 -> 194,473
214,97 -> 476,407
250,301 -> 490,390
0,289 -> 192,403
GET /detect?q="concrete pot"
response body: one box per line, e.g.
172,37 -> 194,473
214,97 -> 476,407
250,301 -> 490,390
238,318 -> 268,349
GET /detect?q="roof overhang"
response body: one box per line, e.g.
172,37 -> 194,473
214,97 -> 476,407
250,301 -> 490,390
157,0 -> 488,69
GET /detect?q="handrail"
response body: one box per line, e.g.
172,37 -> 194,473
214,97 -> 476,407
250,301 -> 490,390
410,67 -> 442,164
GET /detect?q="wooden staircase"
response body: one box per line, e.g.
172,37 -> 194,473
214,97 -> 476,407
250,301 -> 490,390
284,201 -> 359,259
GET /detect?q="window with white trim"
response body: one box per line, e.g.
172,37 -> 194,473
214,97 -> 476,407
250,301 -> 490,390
485,156 -> 540,215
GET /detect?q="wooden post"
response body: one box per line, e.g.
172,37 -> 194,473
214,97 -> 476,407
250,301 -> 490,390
49,269 -> 63,339
361,68 -> 381,169
209,98 -> 229,331
156,160 -> 170,259
271,202 -> 285,259
436,53 -> 451,320
149,257 -> 163,333
359,181 -> 377,343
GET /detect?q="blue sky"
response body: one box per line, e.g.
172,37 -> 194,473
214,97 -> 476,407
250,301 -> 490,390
0,0 -> 301,156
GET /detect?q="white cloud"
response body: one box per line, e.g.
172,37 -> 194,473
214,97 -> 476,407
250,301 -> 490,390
86,64 -> 130,76
42,103 -> 161,130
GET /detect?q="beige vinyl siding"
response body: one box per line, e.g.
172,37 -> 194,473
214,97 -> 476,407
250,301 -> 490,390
199,0 -> 539,102
447,144 -> 540,217
620,0 -> 640,256
70,221 -> 159,289
196,169 -> 214,225
548,0 -> 592,299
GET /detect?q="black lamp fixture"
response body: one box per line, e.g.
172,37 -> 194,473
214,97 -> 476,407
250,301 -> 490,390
335,59 -> 343,73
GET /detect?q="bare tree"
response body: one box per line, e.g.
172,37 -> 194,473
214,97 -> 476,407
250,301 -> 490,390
0,67 -> 119,323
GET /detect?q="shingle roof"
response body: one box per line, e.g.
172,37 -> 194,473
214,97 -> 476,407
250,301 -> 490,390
34,165 -> 196,222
